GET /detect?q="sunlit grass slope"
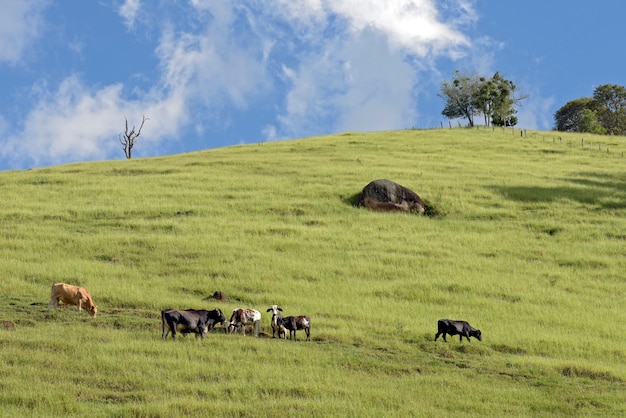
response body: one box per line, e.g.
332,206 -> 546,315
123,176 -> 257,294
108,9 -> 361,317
1,127 -> 626,416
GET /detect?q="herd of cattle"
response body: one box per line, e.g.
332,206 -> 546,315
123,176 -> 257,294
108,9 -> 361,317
161,306 -> 312,341
46,282 -> 482,343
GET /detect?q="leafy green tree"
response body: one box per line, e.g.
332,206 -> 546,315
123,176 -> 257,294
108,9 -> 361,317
555,85 -> 626,135
438,71 -> 481,127
440,71 -> 524,128
488,72 -> 521,127
492,114 -> 518,127
592,84 -> 626,135
579,109 -> 606,134
554,97 -> 594,132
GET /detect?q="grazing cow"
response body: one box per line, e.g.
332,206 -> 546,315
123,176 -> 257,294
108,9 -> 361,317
47,282 -> 98,317
227,308 -> 261,337
161,308 -> 225,340
266,305 -> 286,339
279,315 -> 311,341
434,319 -> 482,342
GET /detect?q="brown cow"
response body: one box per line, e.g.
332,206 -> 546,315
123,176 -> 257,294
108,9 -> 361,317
47,282 -> 98,317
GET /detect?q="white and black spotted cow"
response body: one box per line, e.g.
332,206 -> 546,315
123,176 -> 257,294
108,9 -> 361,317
266,305 -> 286,339
227,308 -> 261,337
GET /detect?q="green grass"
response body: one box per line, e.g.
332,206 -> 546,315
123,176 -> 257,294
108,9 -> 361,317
1,127 -> 626,416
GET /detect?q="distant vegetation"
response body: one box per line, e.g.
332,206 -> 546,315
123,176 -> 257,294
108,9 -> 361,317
1,128 -> 626,416
555,84 -> 626,135
439,70 -> 526,128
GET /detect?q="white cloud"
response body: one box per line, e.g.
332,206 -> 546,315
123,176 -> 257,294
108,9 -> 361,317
1,2 -> 272,168
275,31 -> 417,138
119,0 -> 141,30
265,0 -> 474,138
264,0 -> 470,57
3,76 -> 125,166
0,0 -> 481,168
155,9 -> 270,110
516,92 -> 555,131
1,73 -> 189,168
334,34 -> 417,132
0,0 -> 48,65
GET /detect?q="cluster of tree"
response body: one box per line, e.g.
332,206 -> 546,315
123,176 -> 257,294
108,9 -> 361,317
554,84 -> 626,135
438,70 -> 526,128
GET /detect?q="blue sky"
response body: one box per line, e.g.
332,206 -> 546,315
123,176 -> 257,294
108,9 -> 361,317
0,0 -> 623,171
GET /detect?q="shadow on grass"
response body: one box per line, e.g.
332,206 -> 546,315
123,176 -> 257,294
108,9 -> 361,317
490,171 -> 626,210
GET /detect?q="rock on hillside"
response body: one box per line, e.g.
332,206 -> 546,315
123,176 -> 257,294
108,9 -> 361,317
358,179 -> 426,214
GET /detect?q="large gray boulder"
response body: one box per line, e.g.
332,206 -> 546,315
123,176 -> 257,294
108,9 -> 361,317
358,179 -> 425,214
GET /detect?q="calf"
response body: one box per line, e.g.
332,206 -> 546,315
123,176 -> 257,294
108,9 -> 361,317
266,305 -> 286,339
161,308 -> 225,340
434,319 -> 482,342
279,315 -> 311,341
227,308 -> 261,337
47,282 -> 98,317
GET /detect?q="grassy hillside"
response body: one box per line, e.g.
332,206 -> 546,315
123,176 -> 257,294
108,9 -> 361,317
1,127 -> 626,416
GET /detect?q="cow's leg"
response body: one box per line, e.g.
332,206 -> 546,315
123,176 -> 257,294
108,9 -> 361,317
254,320 -> 259,337
434,332 -> 441,341
169,321 -> 178,340
199,324 -> 208,339
47,298 -> 58,312
442,333 -> 448,342
305,327 -> 310,341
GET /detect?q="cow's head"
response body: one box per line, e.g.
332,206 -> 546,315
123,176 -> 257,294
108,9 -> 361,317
214,308 -> 226,324
266,305 -> 282,315
87,304 -> 98,318
471,329 -> 482,341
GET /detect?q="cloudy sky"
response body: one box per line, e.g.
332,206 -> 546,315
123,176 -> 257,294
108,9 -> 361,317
0,0 -> 624,170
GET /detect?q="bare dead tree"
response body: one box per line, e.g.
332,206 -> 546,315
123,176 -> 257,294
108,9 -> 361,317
119,116 -> 148,159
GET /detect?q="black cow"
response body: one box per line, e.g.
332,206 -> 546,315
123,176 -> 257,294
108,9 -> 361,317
278,315 -> 311,341
434,319 -> 482,342
161,308 -> 226,340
